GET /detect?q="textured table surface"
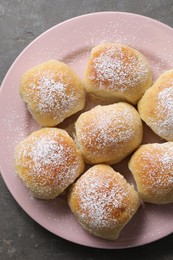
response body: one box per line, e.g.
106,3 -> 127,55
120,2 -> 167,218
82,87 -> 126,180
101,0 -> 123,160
1,1 -> 173,259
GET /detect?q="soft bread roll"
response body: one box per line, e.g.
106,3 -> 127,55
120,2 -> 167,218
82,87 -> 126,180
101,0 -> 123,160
84,43 -> 152,104
68,164 -> 140,240
20,60 -> 85,126
75,102 -> 143,164
14,128 -> 84,199
138,69 -> 173,141
128,142 -> 173,204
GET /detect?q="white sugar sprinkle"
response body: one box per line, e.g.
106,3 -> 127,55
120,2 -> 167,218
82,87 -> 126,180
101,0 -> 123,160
155,86 -> 173,137
75,169 -> 128,229
27,76 -> 77,121
23,137 -> 65,173
79,105 -> 134,154
91,46 -> 149,92
16,131 -> 80,196
140,144 -> 173,193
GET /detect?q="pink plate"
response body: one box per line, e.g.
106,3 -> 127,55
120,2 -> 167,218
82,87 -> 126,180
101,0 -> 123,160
0,12 -> 173,249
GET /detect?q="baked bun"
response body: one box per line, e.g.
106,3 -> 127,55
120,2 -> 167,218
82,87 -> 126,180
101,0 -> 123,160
138,69 -> 173,141
75,102 -> 143,164
20,60 -> 85,126
128,142 -> 173,204
68,164 -> 140,240
84,43 -> 152,104
14,128 -> 84,199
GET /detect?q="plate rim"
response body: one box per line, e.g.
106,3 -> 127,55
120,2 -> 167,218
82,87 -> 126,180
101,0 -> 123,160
1,10 -> 173,92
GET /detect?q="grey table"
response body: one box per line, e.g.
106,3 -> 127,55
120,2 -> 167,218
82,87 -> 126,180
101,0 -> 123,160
0,1 -> 173,259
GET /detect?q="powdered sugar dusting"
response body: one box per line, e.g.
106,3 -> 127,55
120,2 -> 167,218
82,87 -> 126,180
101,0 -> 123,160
74,168 -> 129,230
24,137 -> 65,173
140,143 -> 173,195
79,105 -> 135,154
27,76 -> 78,121
16,130 -> 81,197
155,86 -> 173,138
91,45 -> 149,92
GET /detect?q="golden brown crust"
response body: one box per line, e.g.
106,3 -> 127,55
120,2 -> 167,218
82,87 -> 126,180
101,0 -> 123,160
68,164 -> 140,240
84,43 -> 152,104
20,60 -> 85,126
138,69 -> 173,141
75,102 -> 143,164
128,142 -> 173,204
14,128 -> 85,199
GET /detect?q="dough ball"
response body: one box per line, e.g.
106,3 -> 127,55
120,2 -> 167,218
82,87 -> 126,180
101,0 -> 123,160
138,69 -> 173,141
20,60 -> 85,126
14,128 -> 85,199
75,102 -> 143,164
68,164 -> 140,240
84,43 -> 152,104
129,142 -> 173,204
